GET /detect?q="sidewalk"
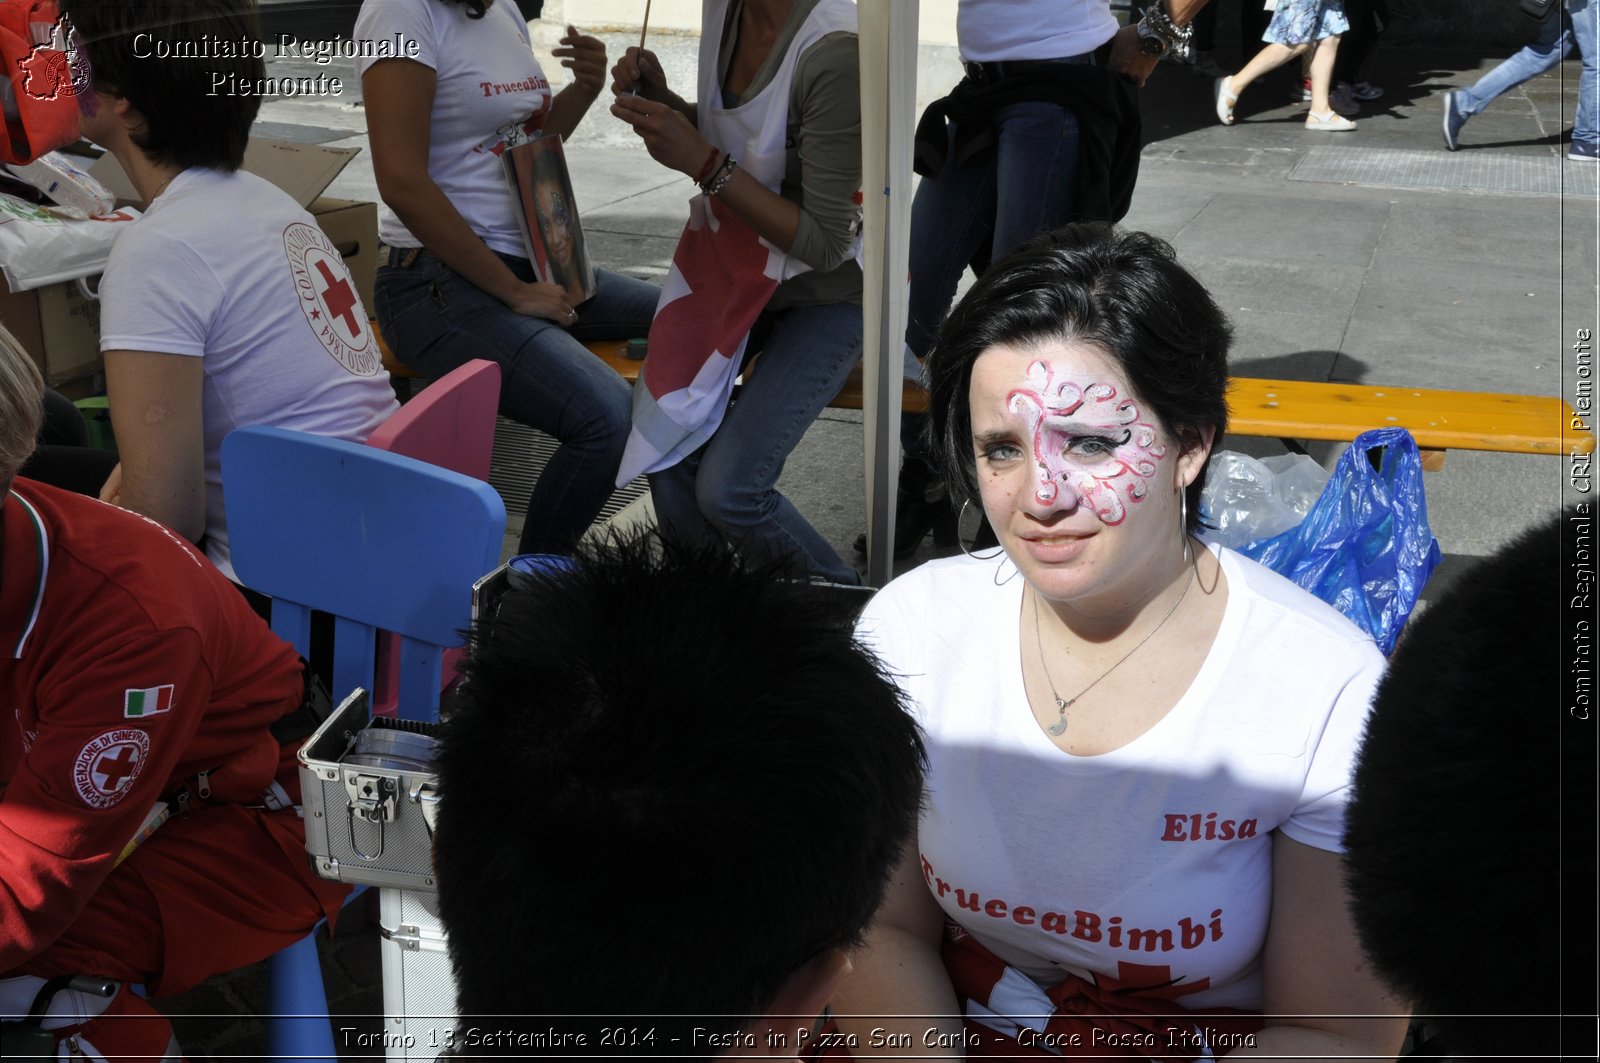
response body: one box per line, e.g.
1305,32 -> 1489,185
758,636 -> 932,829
159,25 -> 1596,1059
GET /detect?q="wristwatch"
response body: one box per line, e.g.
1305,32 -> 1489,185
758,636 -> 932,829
1136,18 -> 1170,58
1136,5 -> 1193,60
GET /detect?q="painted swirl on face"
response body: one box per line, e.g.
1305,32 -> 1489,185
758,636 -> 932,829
1005,360 -> 1165,525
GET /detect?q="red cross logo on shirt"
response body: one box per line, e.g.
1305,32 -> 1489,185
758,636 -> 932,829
94,745 -> 141,790
73,728 -> 151,809
315,260 -> 360,335
282,221 -> 377,375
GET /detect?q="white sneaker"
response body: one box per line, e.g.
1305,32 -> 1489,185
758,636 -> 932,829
1306,110 -> 1357,131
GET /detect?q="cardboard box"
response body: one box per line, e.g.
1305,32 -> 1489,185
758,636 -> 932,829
0,276 -> 102,386
0,140 -> 378,386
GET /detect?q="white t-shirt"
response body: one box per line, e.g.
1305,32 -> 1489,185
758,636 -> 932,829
98,167 -> 399,581
956,0 -> 1120,63
354,0 -> 554,256
856,546 -> 1383,1013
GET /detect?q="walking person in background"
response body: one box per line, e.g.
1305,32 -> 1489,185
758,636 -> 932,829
1441,0 -> 1597,160
1331,0 -> 1387,104
1216,0 -> 1356,130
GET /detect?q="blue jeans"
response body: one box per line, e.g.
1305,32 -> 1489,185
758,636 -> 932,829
902,85 -> 1085,465
374,250 -> 659,554
648,301 -> 863,585
1458,0 -> 1597,146
905,97 -> 1083,361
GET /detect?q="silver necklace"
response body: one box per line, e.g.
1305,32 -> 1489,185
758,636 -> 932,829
1034,557 -> 1197,737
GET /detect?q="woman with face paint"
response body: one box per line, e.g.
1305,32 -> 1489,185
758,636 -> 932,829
836,226 -> 1408,1060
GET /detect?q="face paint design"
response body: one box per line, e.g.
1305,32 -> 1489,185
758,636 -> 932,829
1005,359 -> 1165,526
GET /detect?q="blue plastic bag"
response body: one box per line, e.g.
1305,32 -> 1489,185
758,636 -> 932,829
1237,428 -> 1442,654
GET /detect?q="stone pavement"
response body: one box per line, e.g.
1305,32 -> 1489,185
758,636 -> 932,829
156,16 -> 1596,1060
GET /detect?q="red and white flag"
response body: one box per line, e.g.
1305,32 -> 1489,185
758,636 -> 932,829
615,195 -> 787,484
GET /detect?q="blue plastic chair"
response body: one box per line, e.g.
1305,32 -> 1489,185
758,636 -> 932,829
222,424 -> 507,1061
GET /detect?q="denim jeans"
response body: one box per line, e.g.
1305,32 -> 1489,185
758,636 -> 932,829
648,301 -> 864,585
905,96 -> 1083,362
901,81 -> 1086,467
1458,1 -> 1597,146
374,249 -> 659,554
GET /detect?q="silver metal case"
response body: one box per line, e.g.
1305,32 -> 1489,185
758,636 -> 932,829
298,689 -> 443,891
378,888 -> 458,1060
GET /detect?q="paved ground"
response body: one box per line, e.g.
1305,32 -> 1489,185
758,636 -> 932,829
155,15 -> 1596,1060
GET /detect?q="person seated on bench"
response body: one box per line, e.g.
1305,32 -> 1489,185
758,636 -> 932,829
1344,507 -> 1593,1060
430,534 -> 925,1054
0,324 -> 350,1061
64,0 -> 398,585
835,224 -> 1409,1059
610,0 -> 866,585
356,0 -> 659,556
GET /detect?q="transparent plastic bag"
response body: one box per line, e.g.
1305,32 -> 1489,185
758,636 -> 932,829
1199,451 -> 1331,550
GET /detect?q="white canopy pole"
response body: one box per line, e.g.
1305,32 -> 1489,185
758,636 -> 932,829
857,0 -> 919,587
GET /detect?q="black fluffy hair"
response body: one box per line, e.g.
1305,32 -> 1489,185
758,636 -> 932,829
62,0 -> 264,171
432,532 -> 926,1054
1344,507 -> 1597,1058
925,224 -> 1232,533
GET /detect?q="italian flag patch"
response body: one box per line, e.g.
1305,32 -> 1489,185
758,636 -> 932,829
124,685 -> 175,718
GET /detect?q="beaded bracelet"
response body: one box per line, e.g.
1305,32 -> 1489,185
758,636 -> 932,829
701,154 -> 738,197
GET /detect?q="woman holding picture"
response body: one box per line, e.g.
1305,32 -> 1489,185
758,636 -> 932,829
357,0 -> 659,555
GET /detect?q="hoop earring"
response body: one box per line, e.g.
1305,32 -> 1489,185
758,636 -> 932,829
957,499 -> 1012,579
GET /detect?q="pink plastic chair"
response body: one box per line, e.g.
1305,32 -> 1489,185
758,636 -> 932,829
365,359 -> 501,716
365,358 -> 500,480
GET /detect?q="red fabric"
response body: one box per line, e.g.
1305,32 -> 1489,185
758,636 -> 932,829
940,928 -> 1263,1061
643,197 -> 777,397
33,980 -> 179,1063
1,481 -> 347,979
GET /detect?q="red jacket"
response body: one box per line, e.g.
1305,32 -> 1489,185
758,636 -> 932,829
0,480 -> 303,969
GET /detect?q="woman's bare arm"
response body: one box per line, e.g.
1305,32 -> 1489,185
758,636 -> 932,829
1230,836 -> 1410,1061
101,350 -> 205,541
830,846 -> 967,1058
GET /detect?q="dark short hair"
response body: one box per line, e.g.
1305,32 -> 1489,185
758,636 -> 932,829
926,224 -> 1232,532
1344,508 -> 1587,1059
432,533 -> 925,1053
63,0 -> 264,171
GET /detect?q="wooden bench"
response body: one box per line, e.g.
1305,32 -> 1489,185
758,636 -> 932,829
1225,378 -> 1592,470
374,324 -> 1592,469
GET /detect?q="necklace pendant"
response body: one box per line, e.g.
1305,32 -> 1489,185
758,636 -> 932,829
1047,696 -> 1069,736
